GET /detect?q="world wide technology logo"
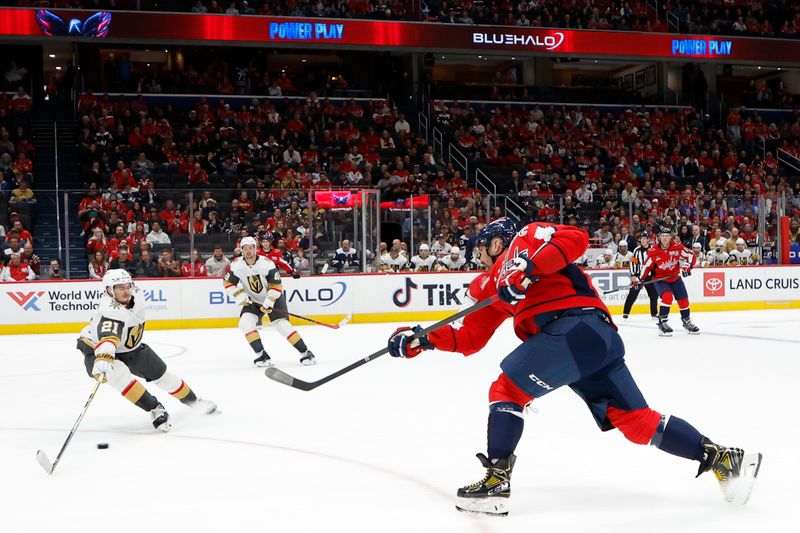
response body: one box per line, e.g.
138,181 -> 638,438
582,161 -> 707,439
7,291 -> 45,311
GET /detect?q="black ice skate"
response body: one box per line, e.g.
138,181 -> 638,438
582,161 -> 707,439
150,402 -> 172,432
682,318 -> 700,334
253,351 -> 274,368
455,453 -> 515,516
299,350 -> 317,366
657,318 -> 673,337
696,437 -> 763,504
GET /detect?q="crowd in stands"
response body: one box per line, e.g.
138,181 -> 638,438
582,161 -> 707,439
434,99 -> 800,264
71,86 -> 500,278
663,0 -> 800,38
98,52 -> 357,97
0,84 -> 43,282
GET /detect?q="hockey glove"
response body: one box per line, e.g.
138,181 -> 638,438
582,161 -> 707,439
630,276 -> 640,287
291,271 -> 301,279
681,267 -> 692,278
388,325 -> 433,359
232,288 -> 249,306
92,352 -> 114,383
497,256 -> 536,305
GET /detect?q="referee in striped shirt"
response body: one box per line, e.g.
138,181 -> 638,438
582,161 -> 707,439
623,231 -> 659,319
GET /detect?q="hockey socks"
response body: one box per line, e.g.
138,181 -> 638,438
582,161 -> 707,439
487,402 -> 525,460
121,379 -> 159,411
650,415 -> 706,462
246,330 -> 265,353
659,305 -> 671,319
152,371 -> 198,405
286,331 -> 309,354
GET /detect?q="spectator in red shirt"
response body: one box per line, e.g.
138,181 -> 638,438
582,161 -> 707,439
86,228 -> 109,256
188,162 -> 209,185
181,249 -> 208,277
0,253 -> 34,281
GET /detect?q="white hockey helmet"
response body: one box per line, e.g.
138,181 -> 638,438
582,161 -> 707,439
103,269 -> 132,291
450,246 -> 460,254
240,236 -> 258,249
716,238 -> 727,247
692,242 -> 702,250
419,243 -> 429,251
736,237 -> 746,246
618,241 -> 628,249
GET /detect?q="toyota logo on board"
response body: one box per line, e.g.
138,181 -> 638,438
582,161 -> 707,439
703,272 -> 725,297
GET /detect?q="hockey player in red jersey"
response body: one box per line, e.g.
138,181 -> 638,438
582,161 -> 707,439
388,218 -> 761,516
639,228 -> 699,336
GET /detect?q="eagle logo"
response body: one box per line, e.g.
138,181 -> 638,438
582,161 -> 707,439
36,10 -> 112,37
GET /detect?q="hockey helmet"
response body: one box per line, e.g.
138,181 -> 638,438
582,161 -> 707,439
240,236 -> 258,249
419,243 -> 430,251
692,242 -> 702,250
103,269 -> 132,291
450,246 -> 461,255
736,237 -> 746,246
476,217 -> 517,249
716,238 -> 727,248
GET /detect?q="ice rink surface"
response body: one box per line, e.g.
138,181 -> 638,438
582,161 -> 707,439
1,309 -> 799,533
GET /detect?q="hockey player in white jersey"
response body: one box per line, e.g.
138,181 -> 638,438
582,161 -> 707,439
224,236 -> 316,367
439,246 -> 467,271
77,269 -> 216,432
379,246 -> 409,272
692,242 -> 708,267
706,238 -> 730,266
594,248 -> 615,268
612,241 -> 633,268
728,238 -> 758,265
410,243 -> 437,272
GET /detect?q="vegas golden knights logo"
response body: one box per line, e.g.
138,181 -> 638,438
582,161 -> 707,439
125,323 -> 145,349
247,274 -> 264,293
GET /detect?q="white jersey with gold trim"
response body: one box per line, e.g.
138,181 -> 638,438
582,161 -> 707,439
410,254 -> 437,272
224,256 -> 281,306
79,287 -> 147,354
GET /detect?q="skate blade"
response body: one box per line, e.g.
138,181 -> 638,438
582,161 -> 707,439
724,453 -> 763,505
155,421 -> 173,433
254,360 -> 274,368
300,358 -> 317,366
658,331 -> 673,337
455,497 -> 509,517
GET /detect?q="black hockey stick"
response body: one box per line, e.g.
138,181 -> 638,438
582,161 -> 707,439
265,294 -> 500,391
602,275 -> 674,294
36,380 -> 102,475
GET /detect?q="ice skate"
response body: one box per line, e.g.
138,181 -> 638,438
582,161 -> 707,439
253,351 -> 274,367
300,350 -> 317,366
455,453 -> 515,516
682,318 -> 700,334
657,318 -> 673,337
191,397 -> 218,415
150,402 -> 172,432
696,437 -> 763,504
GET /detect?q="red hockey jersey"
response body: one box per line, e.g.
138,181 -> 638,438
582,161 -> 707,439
640,242 -> 696,282
502,223 -> 611,340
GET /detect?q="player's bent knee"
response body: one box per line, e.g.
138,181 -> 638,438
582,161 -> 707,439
489,373 -> 532,407
151,370 -> 181,390
106,360 -> 134,391
239,313 -> 259,333
661,292 -> 674,305
272,318 -> 293,336
606,406 -> 662,445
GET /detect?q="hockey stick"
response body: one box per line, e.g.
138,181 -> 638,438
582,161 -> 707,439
265,294 -> 501,391
36,380 -> 102,475
270,308 -> 352,330
602,275 -> 675,295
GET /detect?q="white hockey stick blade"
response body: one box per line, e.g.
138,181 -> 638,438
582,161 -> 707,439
338,313 -> 352,327
726,453 -> 763,505
455,497 -> 509,517
36,450 -> 54,475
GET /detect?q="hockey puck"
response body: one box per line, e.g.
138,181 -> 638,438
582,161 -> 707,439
96,443 -> 109,450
